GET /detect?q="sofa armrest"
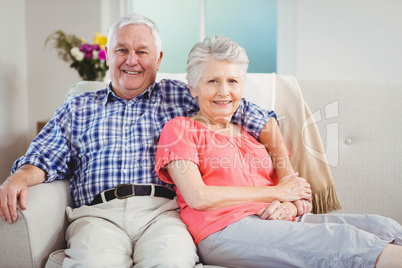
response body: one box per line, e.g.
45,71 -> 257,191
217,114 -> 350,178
0,180 -> 72,268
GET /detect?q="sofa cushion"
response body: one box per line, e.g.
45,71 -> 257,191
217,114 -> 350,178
156,72 -> 276,111
298,79 -> 402,223
45,250 -> 65,268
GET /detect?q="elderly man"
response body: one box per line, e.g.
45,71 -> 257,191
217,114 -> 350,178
0,14 -> 308,267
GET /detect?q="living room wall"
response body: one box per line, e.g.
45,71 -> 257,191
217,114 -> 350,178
0,0 -> 105,183
293,0 -> 402,80
0,1 -> 29,183
0,0 -> 401,183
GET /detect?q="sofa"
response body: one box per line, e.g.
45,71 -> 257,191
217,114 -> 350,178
1,74 -> 401,268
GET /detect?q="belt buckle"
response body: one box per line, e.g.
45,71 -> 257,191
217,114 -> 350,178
114,184 -> 135,199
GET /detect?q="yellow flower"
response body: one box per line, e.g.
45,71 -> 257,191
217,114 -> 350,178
94,33 -> 107,49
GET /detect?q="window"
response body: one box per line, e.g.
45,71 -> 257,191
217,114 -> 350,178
131,0 -> 277,73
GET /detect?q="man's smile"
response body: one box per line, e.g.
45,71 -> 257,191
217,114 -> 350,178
123,70 -> 141,75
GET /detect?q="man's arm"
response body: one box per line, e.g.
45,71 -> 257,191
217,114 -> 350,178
1,103 -> 73,224
259,118 -> 312,215
0,165 -> 46,224
259,117 -> 294,179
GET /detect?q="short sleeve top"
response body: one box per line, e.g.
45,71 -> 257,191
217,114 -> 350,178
155,116 -> 277,245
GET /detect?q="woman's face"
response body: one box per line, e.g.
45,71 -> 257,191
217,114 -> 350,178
191,59 -> 243,125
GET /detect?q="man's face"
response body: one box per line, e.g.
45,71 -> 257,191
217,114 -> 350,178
105,24 -> 163,100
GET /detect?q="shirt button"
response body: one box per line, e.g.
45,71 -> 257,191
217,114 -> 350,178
165,148 -> 168,152
123,169 -> 128,174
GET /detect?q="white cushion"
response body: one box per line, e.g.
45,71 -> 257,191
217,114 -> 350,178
66,81 -> 108,101
156,72 -> 276,111
67,73 -> 277,112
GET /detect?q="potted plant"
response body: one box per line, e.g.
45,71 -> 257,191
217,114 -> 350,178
45,31 -> 108,81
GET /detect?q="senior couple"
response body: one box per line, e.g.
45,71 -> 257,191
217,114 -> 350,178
0,13 -> 401,267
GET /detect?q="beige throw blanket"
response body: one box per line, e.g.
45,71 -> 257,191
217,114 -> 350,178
274,75 -> 341,214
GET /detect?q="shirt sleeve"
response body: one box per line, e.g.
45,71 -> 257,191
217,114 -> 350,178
155,117 -> 199,184
11,103 -> 73,182
231,98 -> 277,141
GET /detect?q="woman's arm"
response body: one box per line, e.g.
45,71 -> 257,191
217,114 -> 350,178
166,160 -> 311,211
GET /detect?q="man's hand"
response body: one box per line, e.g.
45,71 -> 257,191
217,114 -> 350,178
0,174 -> 28,224
293,199 -> 312,216
0,165 -> 45,224
275,173 -> 312,202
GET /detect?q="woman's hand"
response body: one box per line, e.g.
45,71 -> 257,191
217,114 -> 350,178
275,173 -> 312,202
257,200 -> 297,221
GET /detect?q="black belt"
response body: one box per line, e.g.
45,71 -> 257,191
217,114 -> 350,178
91,184 -> 176,205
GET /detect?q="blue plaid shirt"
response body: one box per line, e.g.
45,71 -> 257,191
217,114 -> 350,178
12,79 -> 275,207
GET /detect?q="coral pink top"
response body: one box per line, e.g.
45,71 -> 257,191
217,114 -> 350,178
155,117 -> 277,245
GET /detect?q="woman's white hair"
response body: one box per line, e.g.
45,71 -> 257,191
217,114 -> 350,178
106,14 -> 162,60
186,35 -> 249,89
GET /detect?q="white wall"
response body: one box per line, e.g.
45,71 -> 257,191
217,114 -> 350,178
0,1 -> 29,182
0,0 -> 127,183
278,0 -> 402,80
0,0 -> 103,183
25,0 -> 102,139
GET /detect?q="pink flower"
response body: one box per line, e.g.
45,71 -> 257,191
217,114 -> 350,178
79,44 -> 92,52
98,49 -> 106,60
84,52 -> 93,60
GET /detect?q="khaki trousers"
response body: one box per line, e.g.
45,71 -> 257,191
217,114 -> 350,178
63,196 -> 199,268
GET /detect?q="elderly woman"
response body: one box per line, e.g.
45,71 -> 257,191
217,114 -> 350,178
155,35 -> 402,267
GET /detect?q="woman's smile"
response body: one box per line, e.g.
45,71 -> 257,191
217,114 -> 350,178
213,100 -> 232,105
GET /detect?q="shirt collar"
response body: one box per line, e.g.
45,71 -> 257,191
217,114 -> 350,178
102,81 -> 158,106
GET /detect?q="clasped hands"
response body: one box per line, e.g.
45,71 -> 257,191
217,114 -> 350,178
257,173 -> 312,221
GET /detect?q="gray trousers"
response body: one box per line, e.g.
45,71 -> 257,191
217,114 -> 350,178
198,213 -> 402,268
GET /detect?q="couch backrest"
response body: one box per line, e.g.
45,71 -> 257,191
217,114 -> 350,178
66,73 -> 277,111
66,75 -> 402,223
298,79 -> 402,223
66,81 -> 108,101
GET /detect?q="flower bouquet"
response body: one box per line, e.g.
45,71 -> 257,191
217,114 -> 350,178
45,31 -> 108,81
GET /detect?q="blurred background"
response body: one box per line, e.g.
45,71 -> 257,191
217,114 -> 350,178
0,0 -> 401,182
